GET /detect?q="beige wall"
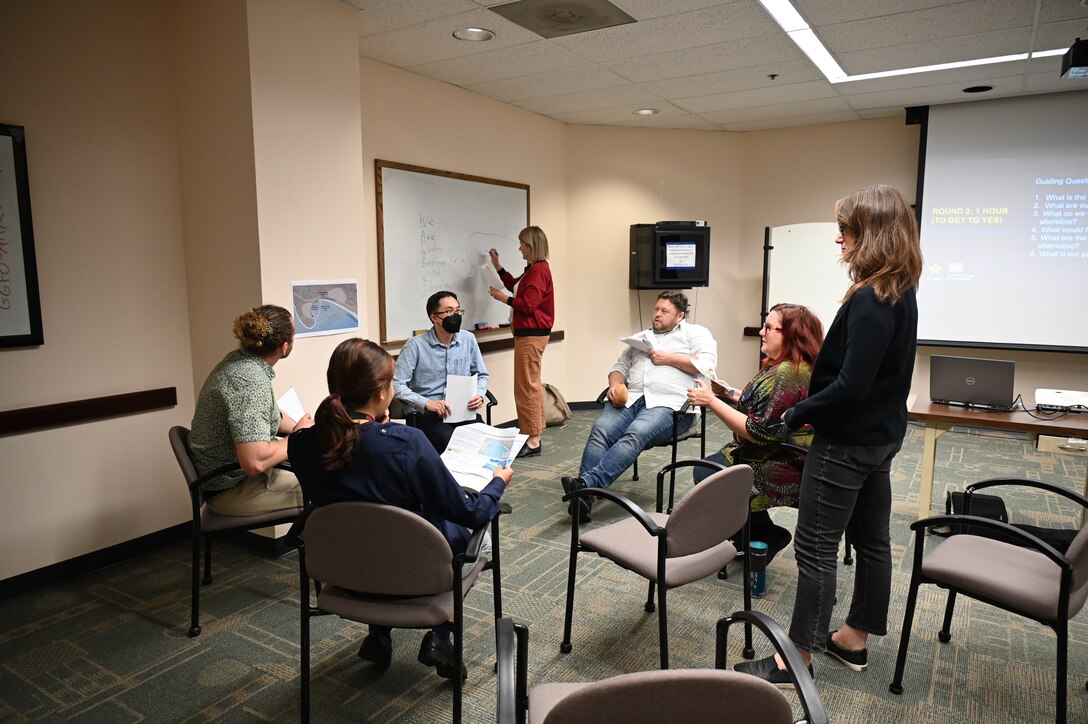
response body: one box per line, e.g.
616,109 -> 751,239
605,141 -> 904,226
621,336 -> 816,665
358,58 -> 570,425
0,0 -> 195,579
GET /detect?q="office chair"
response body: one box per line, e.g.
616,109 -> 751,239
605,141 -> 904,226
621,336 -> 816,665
560,461 -> 754,669
168,425 -> 302,638
889,478 -> 1088,724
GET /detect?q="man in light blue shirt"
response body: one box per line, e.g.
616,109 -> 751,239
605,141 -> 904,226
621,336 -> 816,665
393,290 -> 489,452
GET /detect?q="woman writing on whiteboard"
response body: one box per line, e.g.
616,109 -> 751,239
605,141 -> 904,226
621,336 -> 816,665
488,226 -> 554,457
734,184 -> 921,685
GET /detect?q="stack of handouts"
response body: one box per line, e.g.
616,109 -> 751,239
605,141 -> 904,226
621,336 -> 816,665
441,423 -> 528,491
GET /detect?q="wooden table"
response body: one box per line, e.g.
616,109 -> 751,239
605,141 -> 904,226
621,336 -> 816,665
909,399 -> 1088,519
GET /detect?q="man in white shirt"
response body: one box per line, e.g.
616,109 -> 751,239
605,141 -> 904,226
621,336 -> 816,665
562,291 -> 717,521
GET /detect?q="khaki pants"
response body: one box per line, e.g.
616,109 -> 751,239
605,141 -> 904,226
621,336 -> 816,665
206,468 -> 303,516
513,335 -> 547,436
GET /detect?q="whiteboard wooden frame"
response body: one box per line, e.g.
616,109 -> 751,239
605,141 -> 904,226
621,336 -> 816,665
375,160 -> 530,345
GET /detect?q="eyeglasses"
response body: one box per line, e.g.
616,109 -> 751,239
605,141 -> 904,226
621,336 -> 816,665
434,308 -> 464,318
760,323 -> 783,333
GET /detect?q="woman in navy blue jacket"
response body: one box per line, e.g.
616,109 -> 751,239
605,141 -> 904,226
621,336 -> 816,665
289,338 -> 512,680
736,185 -> 922,686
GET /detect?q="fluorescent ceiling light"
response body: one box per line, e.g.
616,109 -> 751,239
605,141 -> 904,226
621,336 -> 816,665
757,0 -> 1070,85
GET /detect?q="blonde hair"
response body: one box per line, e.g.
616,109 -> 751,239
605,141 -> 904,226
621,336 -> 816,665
837,185 -> 922,305
518,226 -> 549,262
233,305 -> 293,356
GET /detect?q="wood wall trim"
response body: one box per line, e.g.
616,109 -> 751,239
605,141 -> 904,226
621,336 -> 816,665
0,387 -> 178,436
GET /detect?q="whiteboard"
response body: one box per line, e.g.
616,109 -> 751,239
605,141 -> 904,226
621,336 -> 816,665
764,222 -> 850,335
376,160 -> 529,344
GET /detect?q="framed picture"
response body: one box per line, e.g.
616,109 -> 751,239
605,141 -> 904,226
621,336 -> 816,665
0,123 -> 43,347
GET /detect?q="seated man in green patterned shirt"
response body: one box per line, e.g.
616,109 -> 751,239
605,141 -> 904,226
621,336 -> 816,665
188,305 -> 313,516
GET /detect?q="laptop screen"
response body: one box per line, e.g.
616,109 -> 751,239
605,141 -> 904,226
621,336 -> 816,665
929,355 -> 1016,411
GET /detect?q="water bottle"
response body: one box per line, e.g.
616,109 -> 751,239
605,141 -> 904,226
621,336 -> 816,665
749,540 -> 768,598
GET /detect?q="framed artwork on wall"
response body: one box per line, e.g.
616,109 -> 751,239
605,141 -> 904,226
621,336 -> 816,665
0,122 -> 43,348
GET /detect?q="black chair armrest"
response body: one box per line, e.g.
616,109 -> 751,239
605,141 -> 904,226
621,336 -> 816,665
285,503 -> 316,550
563,488 -> 663,536
658,458 -> 727,480
910,514 -> 1072,569
188,462 -> 245,492
457,520 -> 495,565
716,610 -> 828,724
965,477 -> 1088,511
595,388 -> 608,406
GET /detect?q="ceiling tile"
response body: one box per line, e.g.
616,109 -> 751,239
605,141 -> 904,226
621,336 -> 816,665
464,64 -> 632,102
602,33 -> 801,83
638,59 -> 822,99
675,80 -> 839,113
409,39 -> 587,86
836,29 -> 1034,76
350,0 -> 480,37
699,96 -> 854,124
357,8 -> 540,67
514,83 -> 664,114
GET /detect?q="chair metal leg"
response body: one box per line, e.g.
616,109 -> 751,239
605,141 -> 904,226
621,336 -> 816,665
645,580 -> 656,612
633,456 -> 640,481
490,516 -> 503,620
189,526 -> 202,637
453,583 -> 464,724
843,529 -> 854,565
657,581 -> 668,669
560,531 -> 579,654
301,586 -> 311,723
889,573 -> 923,695
1056,619 -> 1068,724
938,591 -> 957,643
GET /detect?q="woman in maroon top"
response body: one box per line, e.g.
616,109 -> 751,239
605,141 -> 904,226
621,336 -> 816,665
489,226 -> 554,456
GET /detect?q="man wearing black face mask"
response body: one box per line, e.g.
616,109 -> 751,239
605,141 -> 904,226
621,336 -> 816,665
393,290 -> 490,453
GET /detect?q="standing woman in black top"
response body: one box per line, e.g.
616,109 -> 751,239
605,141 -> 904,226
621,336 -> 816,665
736,184 -> 922,685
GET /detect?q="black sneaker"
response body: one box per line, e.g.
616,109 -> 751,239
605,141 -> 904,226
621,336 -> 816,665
417,630 -> 467,681
825,632 -> 868,671
560,476 -> 593,522
357,631 -> 392,666
733,654 -> 814,691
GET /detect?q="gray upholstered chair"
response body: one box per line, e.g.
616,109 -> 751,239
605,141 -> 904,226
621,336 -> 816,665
560,461 -> 755,669
889,478 -> 1088,724
295,501 -> 504,724
168,425 -> 302,638
499,611 -> 827,724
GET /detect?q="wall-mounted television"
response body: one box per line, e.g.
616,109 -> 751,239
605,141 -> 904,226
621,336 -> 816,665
629,222 -> 711,289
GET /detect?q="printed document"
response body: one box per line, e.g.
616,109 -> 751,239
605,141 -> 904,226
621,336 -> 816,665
444,374 -> 478,423
442,422 -> 527,491
277,387 -> 306,423
620,331 -> 654,354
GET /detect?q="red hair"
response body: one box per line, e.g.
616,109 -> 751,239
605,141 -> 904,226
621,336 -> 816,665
762,303 -> 822,369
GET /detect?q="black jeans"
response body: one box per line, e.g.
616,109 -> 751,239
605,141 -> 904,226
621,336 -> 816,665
788,435 -> 901,652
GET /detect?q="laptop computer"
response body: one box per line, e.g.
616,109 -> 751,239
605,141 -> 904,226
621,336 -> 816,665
929,355 -> 1016,411
1035,388 -> 1088,414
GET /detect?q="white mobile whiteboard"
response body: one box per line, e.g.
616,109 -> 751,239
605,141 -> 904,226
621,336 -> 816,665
376,160 -> 529,344
764,222 -> 850,335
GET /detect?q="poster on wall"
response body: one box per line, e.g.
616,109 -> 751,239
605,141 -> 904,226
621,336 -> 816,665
0,123 -> 44,348
291,279 -> 359,338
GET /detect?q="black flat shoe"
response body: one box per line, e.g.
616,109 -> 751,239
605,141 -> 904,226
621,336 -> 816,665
358,631 -> 392,666
517,443 -> 542,458
560,476 -> 593,522
417,631 -> 467,681
733,654 -> 813,690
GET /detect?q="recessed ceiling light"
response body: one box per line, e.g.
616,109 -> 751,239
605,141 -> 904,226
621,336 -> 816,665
633,108 -> 658,116
963,85 -> 994,93
453,27 -> 494,41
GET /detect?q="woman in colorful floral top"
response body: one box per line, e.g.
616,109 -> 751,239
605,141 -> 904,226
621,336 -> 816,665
687,303 -> 823,563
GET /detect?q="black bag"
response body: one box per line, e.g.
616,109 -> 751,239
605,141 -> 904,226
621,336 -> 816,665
938,490 -> 1077,554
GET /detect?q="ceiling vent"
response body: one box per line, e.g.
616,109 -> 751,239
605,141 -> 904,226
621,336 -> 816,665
489,0 -> 635,39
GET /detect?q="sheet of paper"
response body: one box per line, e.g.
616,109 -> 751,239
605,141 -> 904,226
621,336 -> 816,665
480,263 -> 504,290
620,332 -> 654,353
691,354 -> 718,382
444,374 -> 478,424
441,422 -> 528,491
276,387 -> 305,423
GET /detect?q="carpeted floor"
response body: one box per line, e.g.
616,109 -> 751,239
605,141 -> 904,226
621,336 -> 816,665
1,410 -> 1086,722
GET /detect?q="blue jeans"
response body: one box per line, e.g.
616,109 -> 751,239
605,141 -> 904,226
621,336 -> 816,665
579,396 -> 694,489
788,435 -> 901,652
